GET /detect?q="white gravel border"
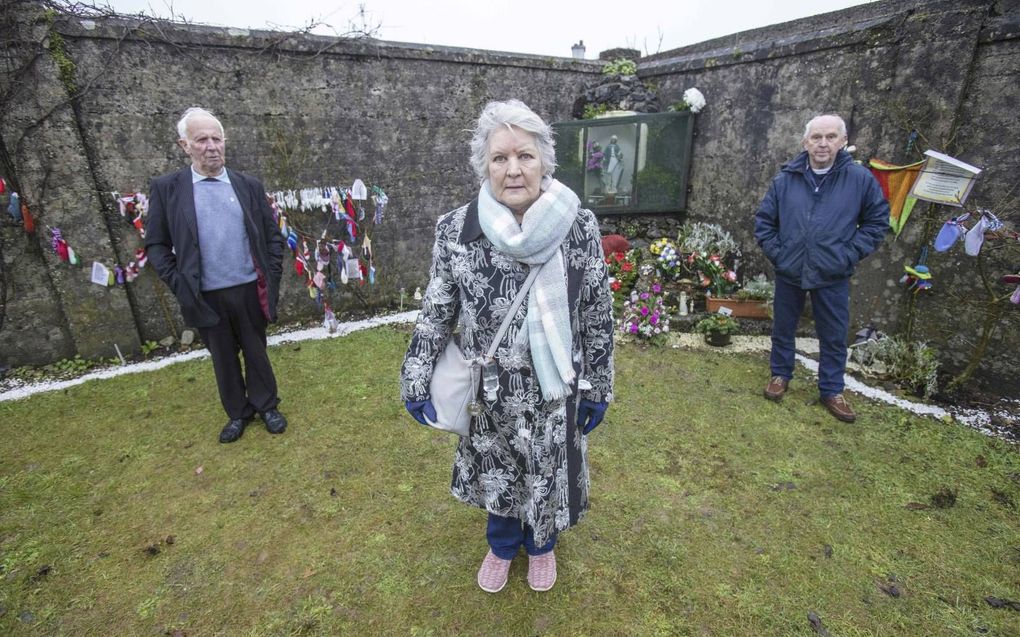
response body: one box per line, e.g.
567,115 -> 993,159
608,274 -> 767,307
2,312 -> 1016,440
664,332 -> 1016,439
0,311 -> 418,403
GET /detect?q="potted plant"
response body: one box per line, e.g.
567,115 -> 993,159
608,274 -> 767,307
710,274 -> 774,319
695,312 -> 740,347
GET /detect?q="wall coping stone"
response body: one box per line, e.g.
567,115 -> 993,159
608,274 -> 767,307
56,15 -> 605,74
637,15 -> 897,77
637,0 -> 1016,77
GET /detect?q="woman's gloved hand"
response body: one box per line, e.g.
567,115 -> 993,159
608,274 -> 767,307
405,399 -> 437,426
577,399 -> 609,434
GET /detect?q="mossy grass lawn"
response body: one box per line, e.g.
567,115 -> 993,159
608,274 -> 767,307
1,325 -> 1018,636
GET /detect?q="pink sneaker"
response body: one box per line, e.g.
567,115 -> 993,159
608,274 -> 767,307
477,550 -> 512,593
527,551 -> 557,592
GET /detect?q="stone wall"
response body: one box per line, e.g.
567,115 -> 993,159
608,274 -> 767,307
0,6 -> 600,366
1,0 -> 1018,396
637,0 -> 1020,395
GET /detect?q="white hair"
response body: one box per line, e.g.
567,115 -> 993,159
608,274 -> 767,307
177,107 -> 224,140
469,99 -> 557,183
803,114 -> 847,141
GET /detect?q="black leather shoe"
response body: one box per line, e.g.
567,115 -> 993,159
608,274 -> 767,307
263,409 -> 287,435
219,417 -> 251,443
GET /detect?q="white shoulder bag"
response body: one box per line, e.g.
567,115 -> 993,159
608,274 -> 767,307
427,266 -> 540,436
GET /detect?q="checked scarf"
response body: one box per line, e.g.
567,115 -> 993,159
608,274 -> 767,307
478,177 -> 579,401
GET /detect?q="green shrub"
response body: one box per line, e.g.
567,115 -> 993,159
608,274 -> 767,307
850,336 -> 940,399
47,355 -> 96,377
141,340 -> 161,357
582,102 -> 611,120
602,58 -> 637,76
734,274 -> 774,303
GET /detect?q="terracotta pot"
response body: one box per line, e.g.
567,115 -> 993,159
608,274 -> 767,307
705,297 -> 770,319
705,331 -> 731,347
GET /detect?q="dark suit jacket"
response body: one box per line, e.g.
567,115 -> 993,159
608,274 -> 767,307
145,167 -> 284,328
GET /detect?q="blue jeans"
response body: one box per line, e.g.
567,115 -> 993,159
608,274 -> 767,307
487,513 -> 557,560
770,278 -> 850,399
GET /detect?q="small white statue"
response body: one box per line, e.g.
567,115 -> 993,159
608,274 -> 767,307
678,291 -> 689,316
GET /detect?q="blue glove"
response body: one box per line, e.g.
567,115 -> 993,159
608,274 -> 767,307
577,399 -> 609,434
405,399 -> 437,426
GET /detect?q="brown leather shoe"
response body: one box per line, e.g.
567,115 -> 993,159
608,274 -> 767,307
821,393 -> 856,423
764,376 -> 789,402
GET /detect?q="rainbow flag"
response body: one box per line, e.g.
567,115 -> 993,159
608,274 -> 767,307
868,158 -> 924,237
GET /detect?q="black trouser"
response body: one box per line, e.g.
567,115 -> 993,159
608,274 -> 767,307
197,281 -> 280,421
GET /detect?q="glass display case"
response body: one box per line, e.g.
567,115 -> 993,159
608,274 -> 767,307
552,111 -> 695,215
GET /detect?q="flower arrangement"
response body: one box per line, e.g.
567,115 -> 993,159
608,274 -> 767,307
667,87 -> 707,114
606,249 -> 639,296
695,312 -> 739,336
678,222 -> 740,297
618,283 -> 670,339
689,252 -> 738,297
586,141 -> 605,175
649,238 -> 683,281
683,88 -> 707,113
649,238 -> 672,255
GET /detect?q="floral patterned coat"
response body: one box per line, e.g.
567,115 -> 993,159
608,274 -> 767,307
401,197 -> 615,546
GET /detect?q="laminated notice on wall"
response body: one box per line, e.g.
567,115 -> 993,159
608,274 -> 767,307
346,258 -> 362,280
91,261 -> 111,286
910,150 -> 982,207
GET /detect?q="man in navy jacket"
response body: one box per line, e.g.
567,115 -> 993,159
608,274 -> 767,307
754,114 -> 889,423
146,107 -> 286,443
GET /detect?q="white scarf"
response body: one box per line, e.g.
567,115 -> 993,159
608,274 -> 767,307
478,177 -> 579,401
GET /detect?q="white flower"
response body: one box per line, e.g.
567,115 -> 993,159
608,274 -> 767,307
684,87 -> 706,113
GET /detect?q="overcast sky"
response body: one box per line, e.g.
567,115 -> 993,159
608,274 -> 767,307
100,0 -> 875,58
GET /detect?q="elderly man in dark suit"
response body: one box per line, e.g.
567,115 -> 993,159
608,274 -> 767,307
146,107 -> 287,443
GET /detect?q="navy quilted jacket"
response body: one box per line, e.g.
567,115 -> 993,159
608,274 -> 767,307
754,149 -> 889,290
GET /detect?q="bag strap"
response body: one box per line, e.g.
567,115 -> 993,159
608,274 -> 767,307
484,265 -> 541,361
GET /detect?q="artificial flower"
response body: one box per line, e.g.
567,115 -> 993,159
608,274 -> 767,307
683,87 -> 706,113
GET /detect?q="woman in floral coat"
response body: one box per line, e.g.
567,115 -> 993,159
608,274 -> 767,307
401,100 -> 614,593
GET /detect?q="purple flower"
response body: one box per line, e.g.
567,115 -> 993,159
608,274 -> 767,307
652,283 -> 662,293
629,324 -> 639,334
649,314 -> 658,325
640,292 -> 650,300
640,306 -> 649,316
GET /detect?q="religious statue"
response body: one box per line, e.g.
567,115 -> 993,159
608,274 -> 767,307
603,135 -> 624,193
